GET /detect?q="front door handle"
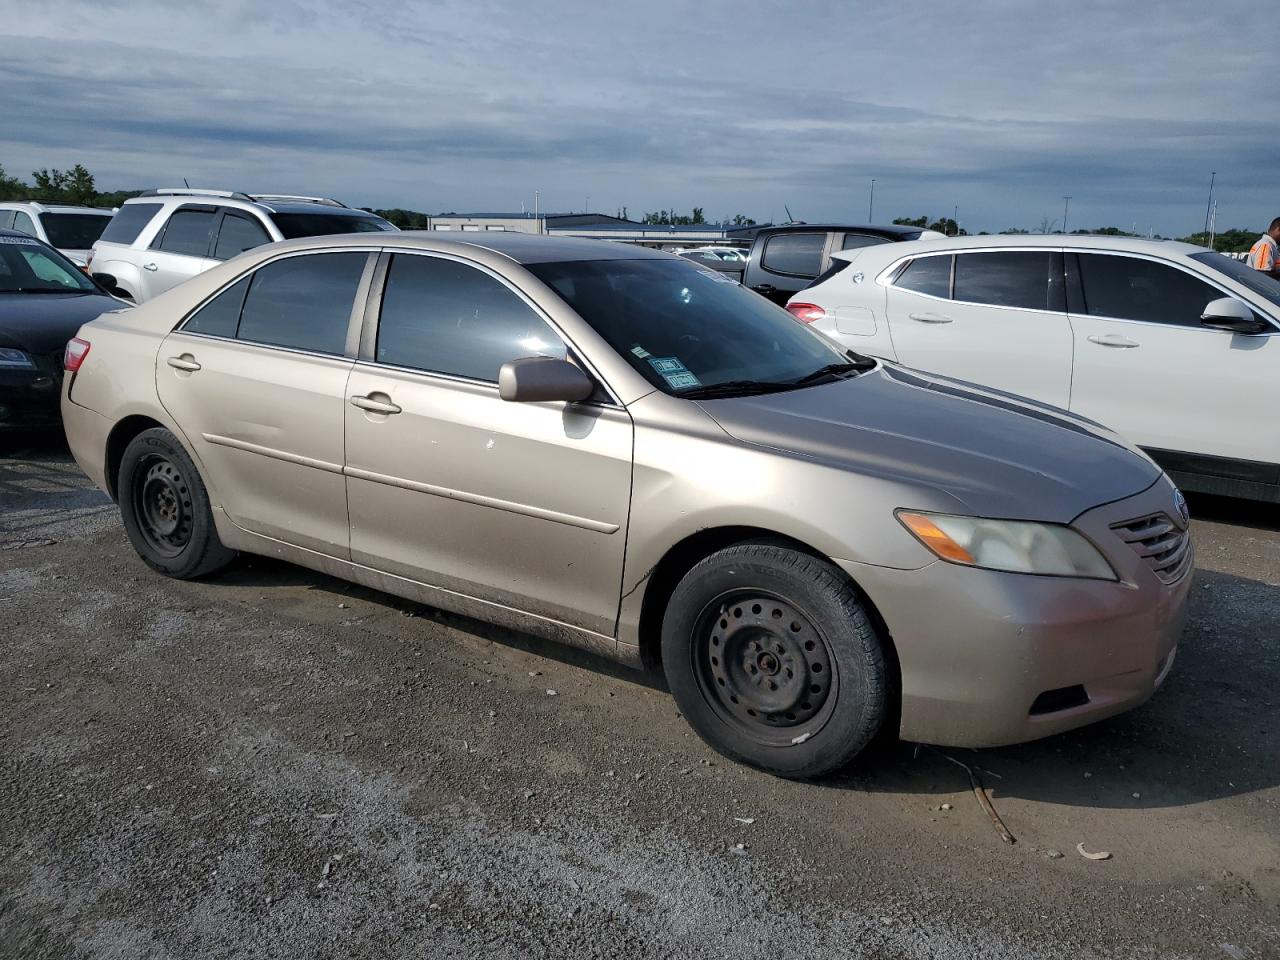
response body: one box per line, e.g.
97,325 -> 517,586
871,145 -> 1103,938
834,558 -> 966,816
166,355 -> 201,372
143,262 -> 158,272
350,394 -> 402,415
1087,333 -> 1140,348
753,283 -> 777,293
908,312 -> 953,323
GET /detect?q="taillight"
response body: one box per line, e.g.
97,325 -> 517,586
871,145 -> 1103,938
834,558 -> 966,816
786,302 -> 826,324
85,250 -> 94,269
64,337 -> 91,372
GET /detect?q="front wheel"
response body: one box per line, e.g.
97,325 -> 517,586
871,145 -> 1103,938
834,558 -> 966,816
661,542 -> 887,778
118,427 -> 235,579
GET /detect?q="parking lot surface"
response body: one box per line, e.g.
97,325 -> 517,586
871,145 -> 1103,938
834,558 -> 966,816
2,435 -> 1277,960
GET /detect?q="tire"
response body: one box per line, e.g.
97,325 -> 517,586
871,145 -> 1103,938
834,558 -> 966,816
118,427 -> 235,579
661,541 -> 887,779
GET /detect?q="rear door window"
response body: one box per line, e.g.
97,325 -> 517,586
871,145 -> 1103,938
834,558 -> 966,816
760,233 -> 825,277
1077,253 -> 1223,327
953,251 -> 1055,310
893,255 -> 952,298
236,252 -> 368,355
152,207 -> 217,257
213,211 -> 271,260
99,203 -> 163,245
375,253 -> 566,382
0,211 -> 15,229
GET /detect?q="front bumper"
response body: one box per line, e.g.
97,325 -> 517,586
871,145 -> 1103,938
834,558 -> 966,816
840,478 -> 1192,747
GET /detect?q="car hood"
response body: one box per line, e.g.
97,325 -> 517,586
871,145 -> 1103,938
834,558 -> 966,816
696,363 -> 1161,523
0,292 -> 121,354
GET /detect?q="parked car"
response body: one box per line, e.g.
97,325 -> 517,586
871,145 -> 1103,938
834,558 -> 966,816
674,245 -> 749,263
742,223 -> 944,304
676,248 -> 744,280
62,233 -> 1189,777
0,230 -> 122,430
88,189 -> 397,302
789,234 -> 1280,502
0,201 -> 114,266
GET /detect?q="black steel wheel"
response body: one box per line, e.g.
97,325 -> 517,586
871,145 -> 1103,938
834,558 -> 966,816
693,592 -> 837,746
132,455 -> 195,558
118,427 -> 235,579
662,541 -> 887,778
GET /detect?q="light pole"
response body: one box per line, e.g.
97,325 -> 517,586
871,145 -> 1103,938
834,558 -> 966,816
1203,172 -> 1216,238
1062,196 -> 1071,235
868,179 -> 876,222
953,204 -> 958,236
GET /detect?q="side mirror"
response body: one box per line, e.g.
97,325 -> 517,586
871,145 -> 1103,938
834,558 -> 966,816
91,272 -> 119,291
1200,296 -> 1270,335
498,356 -> 595,403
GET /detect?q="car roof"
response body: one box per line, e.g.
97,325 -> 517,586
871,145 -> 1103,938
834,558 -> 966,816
0,201 -> 112,215
247,230 -> 676,265
260,201 -> 384,217
0,227 -> 48,240
754,223 -> 925,238
831,232 -> 1209,263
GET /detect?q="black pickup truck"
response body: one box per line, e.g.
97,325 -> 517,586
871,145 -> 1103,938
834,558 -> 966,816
742,223 -> 942,305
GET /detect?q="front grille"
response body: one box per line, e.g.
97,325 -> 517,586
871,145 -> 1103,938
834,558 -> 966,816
1110,513 -> 1192,584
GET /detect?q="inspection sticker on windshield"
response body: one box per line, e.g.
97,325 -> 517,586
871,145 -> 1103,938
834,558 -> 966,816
631,344 -> 652,359
697,269 -> 737,284
648,356 -> 701,390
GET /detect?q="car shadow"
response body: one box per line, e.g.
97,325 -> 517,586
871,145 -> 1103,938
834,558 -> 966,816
207,553 -> 668,691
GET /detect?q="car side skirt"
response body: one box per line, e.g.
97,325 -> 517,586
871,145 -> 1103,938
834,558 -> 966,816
211,507 -> 644,669
1143,447 -> 1280,503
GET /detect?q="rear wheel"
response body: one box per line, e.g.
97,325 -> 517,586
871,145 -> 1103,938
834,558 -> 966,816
662,542 -> 887,778
118,427 -> 234,579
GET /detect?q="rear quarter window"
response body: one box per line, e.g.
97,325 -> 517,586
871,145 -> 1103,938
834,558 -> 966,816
99,203 -> 164,245
760,233 -> 825,278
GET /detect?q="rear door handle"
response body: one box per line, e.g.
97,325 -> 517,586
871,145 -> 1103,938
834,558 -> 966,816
753,283 -> 776,293
166,355 -> 201,372
143,262 -> 158,272
350,394 -> 402,415
908,312 -> 952,323
1087,334 -> 1140,348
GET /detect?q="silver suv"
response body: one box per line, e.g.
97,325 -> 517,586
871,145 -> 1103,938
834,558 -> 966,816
0,201 -> 114,266
88,188 -> 396,302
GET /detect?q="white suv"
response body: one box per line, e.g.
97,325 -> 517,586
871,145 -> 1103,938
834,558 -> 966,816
88,189 -> 396,302
0,201 -> 114,265
788,234 -> 1280,502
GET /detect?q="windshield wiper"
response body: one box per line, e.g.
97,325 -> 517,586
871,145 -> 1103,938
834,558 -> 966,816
678,379 -> 797,400
789,356 -> 877,387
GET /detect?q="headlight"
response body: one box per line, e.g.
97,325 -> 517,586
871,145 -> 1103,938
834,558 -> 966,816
897,511 -> 1115,580
0,348 -> 35,369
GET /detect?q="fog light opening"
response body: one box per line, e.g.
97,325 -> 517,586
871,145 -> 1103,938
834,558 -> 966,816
1029,684 -> 1090,716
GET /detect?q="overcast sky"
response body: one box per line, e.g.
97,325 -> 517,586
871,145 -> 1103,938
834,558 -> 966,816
4,0 -> 1277,235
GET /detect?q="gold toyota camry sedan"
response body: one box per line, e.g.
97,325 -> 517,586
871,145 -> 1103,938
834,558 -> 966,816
61,233 -> 1191,777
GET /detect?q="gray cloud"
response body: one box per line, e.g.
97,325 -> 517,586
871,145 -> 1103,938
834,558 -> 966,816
2,0 -> 1276,233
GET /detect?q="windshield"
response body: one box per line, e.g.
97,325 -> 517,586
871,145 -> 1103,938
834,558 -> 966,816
0,237 -> 96,293
269,212 -> 397,239
39,212 -> 112,249
527,258 -> 856,396
1190,251 -> 1280,310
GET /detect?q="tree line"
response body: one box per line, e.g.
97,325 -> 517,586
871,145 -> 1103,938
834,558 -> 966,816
0,160 -> 1263,252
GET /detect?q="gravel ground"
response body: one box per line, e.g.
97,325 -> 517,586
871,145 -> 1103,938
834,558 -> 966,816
1,433 -> 1277,959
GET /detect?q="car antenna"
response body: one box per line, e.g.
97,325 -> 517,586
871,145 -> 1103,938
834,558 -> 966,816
784,204 -> 795,224
183,177 -> 190,188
